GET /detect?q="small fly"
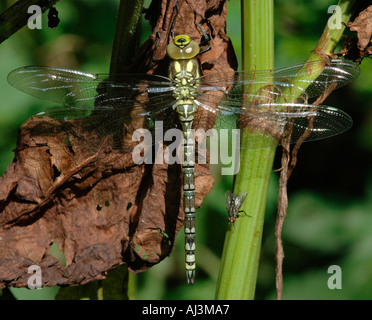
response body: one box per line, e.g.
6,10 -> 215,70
225,190 -> 248,231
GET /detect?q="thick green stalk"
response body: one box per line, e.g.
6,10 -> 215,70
215,0 -> 274,300
110,0 -> 144,74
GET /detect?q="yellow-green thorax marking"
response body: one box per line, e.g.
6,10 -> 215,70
166,35 -> 200,285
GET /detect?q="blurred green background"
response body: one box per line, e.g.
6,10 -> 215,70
0,0 -> 371,300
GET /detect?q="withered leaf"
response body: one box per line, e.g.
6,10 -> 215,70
348,5 -> 372,51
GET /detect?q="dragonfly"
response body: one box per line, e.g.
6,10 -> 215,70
7,34 -> 360,285
225,190 -> 248,232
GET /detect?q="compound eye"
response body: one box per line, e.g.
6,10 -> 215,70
167,34 -> 200,59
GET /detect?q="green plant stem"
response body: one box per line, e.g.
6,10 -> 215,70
110,0 -> 144,74
216,139 -> 276,299
127,270 -> 137,299
215,0 -> 274,300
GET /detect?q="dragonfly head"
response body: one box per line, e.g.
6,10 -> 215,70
167,34 -> 200,60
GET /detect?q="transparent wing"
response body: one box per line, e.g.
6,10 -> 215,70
196,60 -> 360,107
239,192 -> 247,204
206,102 -> 353,148
225,190 -> 233,207
27,107 -> 138,154
7,66 -> 175,110
27,96 -> 182,154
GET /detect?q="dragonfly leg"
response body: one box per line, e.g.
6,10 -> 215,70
170,1 -> 179,40
151,29 -> 162,62
194,16 -> 211,55
151,2 -> 179,62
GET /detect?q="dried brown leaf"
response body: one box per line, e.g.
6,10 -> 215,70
348,5 -> 372,51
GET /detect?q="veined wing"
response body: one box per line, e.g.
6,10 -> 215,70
199,102 -> 353,149
195,59 -> 360,108
24,100 -> 180,155
7,66 -> 176,110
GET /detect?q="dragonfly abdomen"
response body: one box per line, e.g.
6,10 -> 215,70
177,105 -> 197,285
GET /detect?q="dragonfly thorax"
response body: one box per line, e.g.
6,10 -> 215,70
167,34 -> 201,105
168,44 -> 201,121
169,59 -> 200,100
